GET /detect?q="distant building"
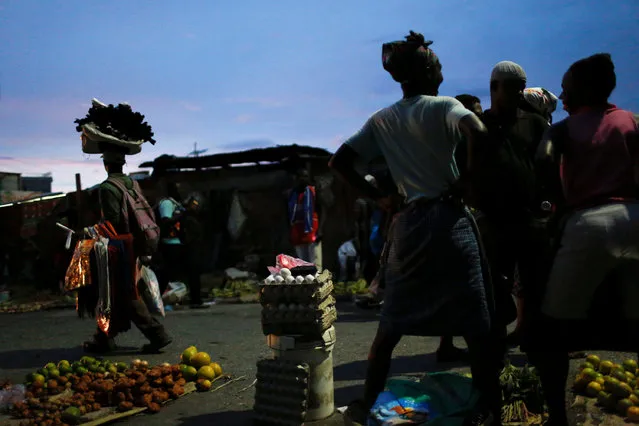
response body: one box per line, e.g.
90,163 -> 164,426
21,175 -> 53,193
0,172 -> 21,192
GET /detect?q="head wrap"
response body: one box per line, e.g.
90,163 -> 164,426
490,61 -> 527,83
101,151 -> 126,165
523,87 -> 558,117
382,31 -> 441,85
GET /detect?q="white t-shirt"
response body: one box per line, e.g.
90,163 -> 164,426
345,95 -> 473,202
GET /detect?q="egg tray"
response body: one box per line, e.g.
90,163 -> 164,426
261,295 -> 336,321
254,359 -> 310,426
259,279 -> 334,306
261,305 -> 337,337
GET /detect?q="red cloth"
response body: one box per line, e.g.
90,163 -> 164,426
561,105 -> 639,209
289,186 -> 319,245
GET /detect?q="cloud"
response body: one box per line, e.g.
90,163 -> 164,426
234,114 -> 254,124
180,102 -> 202,112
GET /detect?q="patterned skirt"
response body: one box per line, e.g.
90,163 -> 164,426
380,197 -> 492,337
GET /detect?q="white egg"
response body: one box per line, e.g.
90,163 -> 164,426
285,276 -> 295,284
274,276 -> 284,284
278,303 -> 288,311
304,274 -> 315,283
295,276 -> 305,284
288,304 -> 297,311
280,268 -> 292,278
264,276 -> 275,285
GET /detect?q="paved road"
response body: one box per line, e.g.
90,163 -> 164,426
0,303 -> 632,425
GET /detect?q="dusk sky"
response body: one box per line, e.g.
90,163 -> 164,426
1,0 -> 638,193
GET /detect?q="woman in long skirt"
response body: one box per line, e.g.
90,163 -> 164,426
329,31 -> 503,426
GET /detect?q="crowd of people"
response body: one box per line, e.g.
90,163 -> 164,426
329,30 -> 639,426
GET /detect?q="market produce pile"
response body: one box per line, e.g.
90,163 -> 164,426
9,346 -> 224,425
498,361 -> 546,424
333,279 -> 368,297
572,354 -> 639,422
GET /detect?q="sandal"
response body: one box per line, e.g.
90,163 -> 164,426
344,400 -> 369,425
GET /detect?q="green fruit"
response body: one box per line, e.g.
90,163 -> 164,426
116,362 -> 128,372
107,365 -> 118,374
45,363 -> 57,370
62,406 -> 81,425
97,366 -> 106,374
59,365 -> 73,376
37,368 -> 49,378
48,369 -> 60,379
58,360 -> 70,368
580,362 -> 595,371
80,356 -> 95,365
612,368 -> 628,382
75,366 -> 88,375
88,363 -> 100,373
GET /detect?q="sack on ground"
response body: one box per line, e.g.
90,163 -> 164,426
138,265 -> 165,317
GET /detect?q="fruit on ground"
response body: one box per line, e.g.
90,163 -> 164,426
586,355 -> 601,368
210,362 -> 223,377
183,366 -> 198,382
196,379 -> 212,391
580,362 -> 595,371
612,368 -> 628,383
623,359 -> 638,372
197,366 -> 215,381
628,406 -> 639,422
618,399 -> 634,416
190,352 -> 211,369
603,377 -> 620,393
586,381 -> 603,397
181,346 -> 198,364
582,368 -> 598,381
600,361 -> 614,374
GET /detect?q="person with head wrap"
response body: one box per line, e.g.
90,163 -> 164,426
470,61 -> 553,350
522,87 -> 559,124
330,31 -> 503,425
531,53 -> 639,426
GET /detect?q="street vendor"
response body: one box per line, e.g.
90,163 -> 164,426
73,100 -> 172,354
329,31 -> 503,425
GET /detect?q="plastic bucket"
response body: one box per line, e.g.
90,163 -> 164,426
268,327 -> 336,421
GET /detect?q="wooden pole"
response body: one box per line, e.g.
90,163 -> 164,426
74,173 -> 83,227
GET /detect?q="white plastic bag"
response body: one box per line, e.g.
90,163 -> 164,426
0,385 -> 25,412
162,281 -> 188,306
139,266 -> 165,317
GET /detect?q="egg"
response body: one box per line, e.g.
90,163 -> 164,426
278,303 -> 288,311
285,276 -> 295,284
295,276 -> 305,284
264,276 -> 275,285
280,268 -> 292,278
304,274 -> 315,283
274,276 -> 284,284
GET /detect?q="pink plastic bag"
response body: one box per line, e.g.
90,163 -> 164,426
267,254 -> 314,275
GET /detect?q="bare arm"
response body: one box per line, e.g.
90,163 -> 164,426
457,114 -> 487,177
328,145 -> 384,201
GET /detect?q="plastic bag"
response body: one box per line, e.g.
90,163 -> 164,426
0,385 -> 25,412
139,266 -> 165,317
162,281 -> 188,306
64,239 -> 95,292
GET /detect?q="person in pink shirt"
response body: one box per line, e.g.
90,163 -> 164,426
531,53 -> 639,426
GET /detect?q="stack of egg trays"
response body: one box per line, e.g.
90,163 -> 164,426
253,359 -> 311,426
259,278 -> 334,306
261,295 -> 337,337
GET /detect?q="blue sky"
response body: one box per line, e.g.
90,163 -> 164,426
1,0 -> 638,193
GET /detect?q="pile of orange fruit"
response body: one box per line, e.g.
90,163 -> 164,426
573,354 -> 639,422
